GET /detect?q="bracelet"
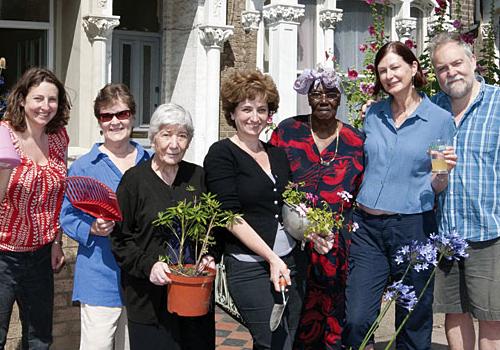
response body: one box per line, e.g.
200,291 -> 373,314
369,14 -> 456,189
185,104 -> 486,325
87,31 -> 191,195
53,240 -> 63,247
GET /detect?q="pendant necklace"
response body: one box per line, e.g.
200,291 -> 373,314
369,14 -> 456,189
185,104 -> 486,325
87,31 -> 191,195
310,120 -> 340,167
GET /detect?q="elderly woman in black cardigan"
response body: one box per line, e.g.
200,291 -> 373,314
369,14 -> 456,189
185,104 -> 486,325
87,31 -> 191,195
204,68 -> 304,350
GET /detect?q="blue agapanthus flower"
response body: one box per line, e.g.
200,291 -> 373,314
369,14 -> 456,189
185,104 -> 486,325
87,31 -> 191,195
394,240 -> 438,271
429,230 -> 469,261
384,280 -> 418,311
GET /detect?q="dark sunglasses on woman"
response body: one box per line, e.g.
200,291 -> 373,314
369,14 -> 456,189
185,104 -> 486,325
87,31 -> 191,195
98,110 -> 131,123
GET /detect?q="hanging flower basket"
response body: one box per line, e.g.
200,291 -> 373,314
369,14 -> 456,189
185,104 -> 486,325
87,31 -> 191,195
282,202 -> 310,241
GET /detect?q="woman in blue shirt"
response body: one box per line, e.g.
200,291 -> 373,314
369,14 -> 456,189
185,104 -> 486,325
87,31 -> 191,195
343,42 -> 456,350
60,84 -> 149,350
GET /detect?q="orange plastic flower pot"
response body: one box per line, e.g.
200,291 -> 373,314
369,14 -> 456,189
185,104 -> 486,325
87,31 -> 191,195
166,265 -> 216,317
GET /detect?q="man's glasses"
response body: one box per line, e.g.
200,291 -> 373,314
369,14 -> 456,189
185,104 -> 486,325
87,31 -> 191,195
308,91 -> 340,100
98,110 -> 131,123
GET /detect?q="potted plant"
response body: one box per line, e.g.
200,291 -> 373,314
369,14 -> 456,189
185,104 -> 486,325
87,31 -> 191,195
153,186 -> 240,316
282,181 -> 356,241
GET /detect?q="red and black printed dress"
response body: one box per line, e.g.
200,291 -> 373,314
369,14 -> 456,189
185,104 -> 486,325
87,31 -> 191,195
270,115 -> 364,350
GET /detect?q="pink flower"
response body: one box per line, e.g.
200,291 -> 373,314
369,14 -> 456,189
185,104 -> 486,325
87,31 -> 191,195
359,44 -> 367,53
452,19 -> 462,29
366,64 -> 375,72
347,68 -> 359,80
266,116 -> 274,124
368,25 -> 376,36
436,0 -> 447,9
476,63 -> 486,73
359,82 -> 375,96
370,42 -> 378,51
365,0 -> 376,4
296,203 -> 309,217
460,32 -> 475,45
404,39 -> 415,49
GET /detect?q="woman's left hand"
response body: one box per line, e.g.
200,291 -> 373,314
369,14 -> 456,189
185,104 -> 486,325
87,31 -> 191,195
309,232 -> 334,255
443,146 -> 457,172
51,242 -> 65,272
198,255 -> 216,273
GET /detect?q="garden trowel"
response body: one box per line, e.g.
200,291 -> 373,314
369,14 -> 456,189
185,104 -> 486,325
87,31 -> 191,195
269,277 -> 289,332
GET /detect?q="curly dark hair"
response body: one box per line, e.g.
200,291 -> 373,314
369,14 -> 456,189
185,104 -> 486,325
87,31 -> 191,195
373,41 -> 427,95
221,68 -> 279,129
4,67 -> 71,134
93,83 -> 136,118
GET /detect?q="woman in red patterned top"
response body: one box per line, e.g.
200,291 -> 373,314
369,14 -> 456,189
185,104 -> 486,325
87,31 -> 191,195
0,67 -> 71,349
270,66 -> 364,350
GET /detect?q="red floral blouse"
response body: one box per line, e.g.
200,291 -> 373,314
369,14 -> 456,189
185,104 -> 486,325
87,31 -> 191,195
0,121 -> 69,252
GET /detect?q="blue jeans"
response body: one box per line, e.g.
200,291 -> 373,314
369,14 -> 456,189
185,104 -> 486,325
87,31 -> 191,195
344,210 -> 436,350
0,245 -> 53,350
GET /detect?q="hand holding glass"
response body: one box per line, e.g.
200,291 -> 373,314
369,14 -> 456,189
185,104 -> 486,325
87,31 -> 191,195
429,139 -> 449,174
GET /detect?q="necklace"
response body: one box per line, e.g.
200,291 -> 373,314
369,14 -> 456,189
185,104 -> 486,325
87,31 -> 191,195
310,119 -> 340,167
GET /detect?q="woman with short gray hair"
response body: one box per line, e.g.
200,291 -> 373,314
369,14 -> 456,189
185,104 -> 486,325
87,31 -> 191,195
110,103 -> 215,350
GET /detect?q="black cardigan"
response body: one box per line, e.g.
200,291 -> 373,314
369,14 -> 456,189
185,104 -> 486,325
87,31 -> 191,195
110,158 -> 206,324
204,138 -> 290,256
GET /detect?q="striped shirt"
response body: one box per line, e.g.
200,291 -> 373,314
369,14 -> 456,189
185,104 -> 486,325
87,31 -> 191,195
433,76 -> 500,242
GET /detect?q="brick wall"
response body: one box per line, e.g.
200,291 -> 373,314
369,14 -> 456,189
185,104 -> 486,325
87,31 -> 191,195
220,0 -> 259,140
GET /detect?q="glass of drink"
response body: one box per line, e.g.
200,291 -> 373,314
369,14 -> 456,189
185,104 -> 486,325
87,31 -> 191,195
429,139 -> 448,174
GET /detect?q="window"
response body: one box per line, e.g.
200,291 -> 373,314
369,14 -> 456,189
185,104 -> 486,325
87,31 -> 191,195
0,0 -> 52,86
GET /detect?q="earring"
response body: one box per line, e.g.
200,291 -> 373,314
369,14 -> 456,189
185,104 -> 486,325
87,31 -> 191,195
230,114 -> 235,120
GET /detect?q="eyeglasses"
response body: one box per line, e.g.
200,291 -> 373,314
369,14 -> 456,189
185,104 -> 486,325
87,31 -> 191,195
98,110 -> 131,122
308,91 -> 340,100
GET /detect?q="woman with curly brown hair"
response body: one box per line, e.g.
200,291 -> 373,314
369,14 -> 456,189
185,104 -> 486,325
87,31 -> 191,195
0,67 -> 71,348
204,68 -> 304,349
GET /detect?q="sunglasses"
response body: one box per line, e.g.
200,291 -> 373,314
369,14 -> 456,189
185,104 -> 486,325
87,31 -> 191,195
98,110 -> 131,122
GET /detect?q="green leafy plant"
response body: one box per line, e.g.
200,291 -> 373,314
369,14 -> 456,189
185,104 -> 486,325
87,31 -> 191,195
283,182 -> 356,238
153,186 -> 241,276
477,0 -> 500,85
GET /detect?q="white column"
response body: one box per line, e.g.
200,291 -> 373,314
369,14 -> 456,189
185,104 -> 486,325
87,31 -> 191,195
81,14 -> 120,148
318,8 -> 343,69
197,22 -> 233,165
395,17 -> 417,42
242,0 -> 265,69
263,3 -> 304,122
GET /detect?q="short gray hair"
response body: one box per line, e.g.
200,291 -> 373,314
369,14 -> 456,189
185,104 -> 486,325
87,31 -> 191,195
148,103 -> 194,144
428,32 -> 474,63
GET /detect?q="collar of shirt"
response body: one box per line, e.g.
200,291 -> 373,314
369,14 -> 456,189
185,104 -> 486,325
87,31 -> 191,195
88,141 -> 148,164
377,93 -> 431,131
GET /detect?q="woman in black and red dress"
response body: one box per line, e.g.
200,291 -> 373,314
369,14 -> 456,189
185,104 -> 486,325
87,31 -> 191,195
270,66 -> 364,350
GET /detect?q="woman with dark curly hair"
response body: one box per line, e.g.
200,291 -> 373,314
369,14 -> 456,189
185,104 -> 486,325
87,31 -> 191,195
204,68 -> 303,349
0,67 -> 71,348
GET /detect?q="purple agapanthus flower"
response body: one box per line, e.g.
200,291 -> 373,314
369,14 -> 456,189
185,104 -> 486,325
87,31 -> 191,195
394,240 -> 438,271
384,280 -> 418,311
429,231 -> 469,261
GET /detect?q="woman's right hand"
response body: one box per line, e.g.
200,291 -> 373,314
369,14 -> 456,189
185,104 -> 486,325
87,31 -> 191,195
90,218 -> 115,236
149,261 -> 172,286
0,169 -> 12,203
268,256 -> 290,292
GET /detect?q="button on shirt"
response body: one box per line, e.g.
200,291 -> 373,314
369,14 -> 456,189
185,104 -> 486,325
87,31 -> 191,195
357,94 -> 455,214
433,77 -> 500,242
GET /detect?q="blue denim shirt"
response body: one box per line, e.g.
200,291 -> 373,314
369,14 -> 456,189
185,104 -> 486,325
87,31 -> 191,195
60,142 -> 150,307
356,94 -> 455,214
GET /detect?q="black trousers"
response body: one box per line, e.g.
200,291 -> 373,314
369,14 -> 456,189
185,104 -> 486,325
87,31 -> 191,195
225,247 -> 306,350
128,308 -> 215,350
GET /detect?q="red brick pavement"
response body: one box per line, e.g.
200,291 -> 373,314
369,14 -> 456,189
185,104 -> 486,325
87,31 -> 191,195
216,306 -> 252,350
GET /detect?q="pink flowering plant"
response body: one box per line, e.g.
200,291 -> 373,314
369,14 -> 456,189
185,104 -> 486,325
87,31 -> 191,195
0,57 -> 7,119
341,0 -> 390,128
356,231 -> 469,350
282,182 -> 356,239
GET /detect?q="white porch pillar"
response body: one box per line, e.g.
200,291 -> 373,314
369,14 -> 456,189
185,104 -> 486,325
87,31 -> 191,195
81,13 -> 119,148
395,17 -> 417,42
263,2 -> 304,122
318,6 -> 343,69
196,0 -> 233,165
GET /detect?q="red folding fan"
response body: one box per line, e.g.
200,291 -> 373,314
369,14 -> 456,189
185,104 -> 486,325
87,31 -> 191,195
65,176 -> 123,221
